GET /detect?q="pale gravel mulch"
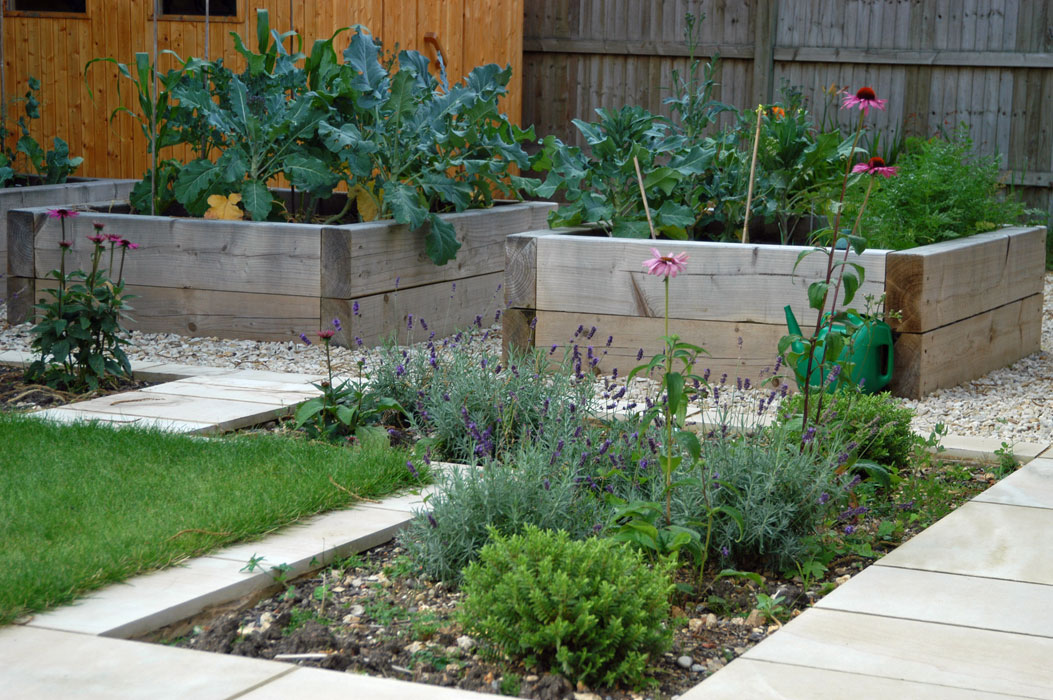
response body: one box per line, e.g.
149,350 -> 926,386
2,271 -> 1051,444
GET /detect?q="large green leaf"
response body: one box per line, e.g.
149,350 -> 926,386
424,213 -> 461,266
173,158 -> 222,205
283,153 -> 339,193
343,28 -> 388,107
240,180 -> 272,221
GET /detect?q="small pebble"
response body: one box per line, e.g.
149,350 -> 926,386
677,655 -> 693,669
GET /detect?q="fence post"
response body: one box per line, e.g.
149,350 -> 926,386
752,0 -> 779,106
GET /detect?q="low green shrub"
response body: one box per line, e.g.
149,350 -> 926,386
460,526 -> 673,689
779,390 -> 918,470
852,127 -> 1028,249
696,419 -> 849,569
400,447 -> 604,584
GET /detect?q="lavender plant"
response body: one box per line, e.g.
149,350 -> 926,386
25,214 -> 136,393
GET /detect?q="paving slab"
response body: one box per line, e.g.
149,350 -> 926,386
938,434 -> 1050,464
206,505 -> 413,569
52,391 -> 293,432
128,362 -> 236,382
25,555 -> 274,639
875,500 -> 1053,585
973,457 -> 1053,509
0,349 -> 33,365
814,565 -> 1053,637
30,407 -> 215,433
240,664 -> 490,699
681,658 -> 1019,699
741,608 -> 1053,699
355,485 -> 437,513
139,374 -> 320,405
0,625 -> 292,700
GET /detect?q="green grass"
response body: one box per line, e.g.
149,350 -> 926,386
0,413 -> 426,625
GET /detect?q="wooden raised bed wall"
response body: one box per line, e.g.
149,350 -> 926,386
1,179 -> 136,319
504,226 -> 1046,399
8,200 -> 554,344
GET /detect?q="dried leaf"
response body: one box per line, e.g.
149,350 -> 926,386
204,193 -> 244,220
351,182 -> 379,222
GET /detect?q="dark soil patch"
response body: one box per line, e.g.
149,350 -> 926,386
0,365 -> 154,412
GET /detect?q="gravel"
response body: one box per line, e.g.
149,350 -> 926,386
2,271 -> 1051,444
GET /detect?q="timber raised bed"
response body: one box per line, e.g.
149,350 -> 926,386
7,198 -> 555,344
503,225 -> 1046,399
1,179 -> 136,315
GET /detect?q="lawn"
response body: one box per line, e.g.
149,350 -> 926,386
0,413 -> 426,625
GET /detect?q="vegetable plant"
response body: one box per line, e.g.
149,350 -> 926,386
0,77 -> 83,187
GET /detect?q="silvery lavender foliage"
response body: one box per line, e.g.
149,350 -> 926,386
368,333 -> 596,464
399,447 -> 607,583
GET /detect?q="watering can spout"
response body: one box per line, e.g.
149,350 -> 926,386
783,305 -> 802,336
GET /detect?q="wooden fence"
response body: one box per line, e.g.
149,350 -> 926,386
523,0 -> 1053,215
0,0 -> 523,180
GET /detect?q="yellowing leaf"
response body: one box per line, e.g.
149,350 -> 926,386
204,193 -> 245,220
351,182 -> 380,222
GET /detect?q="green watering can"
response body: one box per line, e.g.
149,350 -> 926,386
783,305 -> 894,394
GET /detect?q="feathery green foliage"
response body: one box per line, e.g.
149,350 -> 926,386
461,526 -> 673,689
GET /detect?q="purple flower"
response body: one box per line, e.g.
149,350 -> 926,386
332,318 -> 342,332
843,525 -> 856,535
299,333 -> 311,346
354,336 -> 364,347
352,300 -> 360,316
407,314 -> 414,330
818,492 -> 830,504
801,426 -> 816,444
396,364 -> 405,377
427,513 -> 438,529
636,348 -> 644,361
406,460 -> 419,478
542,478 -> 551,491
420,318 -> 428,331
720,546 -> 730,557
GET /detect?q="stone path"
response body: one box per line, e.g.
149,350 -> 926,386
2,350 -> 1052,698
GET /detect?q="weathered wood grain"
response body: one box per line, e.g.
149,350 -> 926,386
501,307 -> 536,362
891,294 -> 1043,398
504,227 -> 579,308
323,272 -> 506,349
885,226 -> 1046,333
30,279 -> 320,341
321,202 -> 555,300
534,234 -> 887,326
0,180 -> 135,268
533,309 -> 789,385
31,210 -> 322,297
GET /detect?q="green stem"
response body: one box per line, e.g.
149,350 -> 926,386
664,274 -> 673,526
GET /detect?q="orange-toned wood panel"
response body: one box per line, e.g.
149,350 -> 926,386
1,0 -> 523,180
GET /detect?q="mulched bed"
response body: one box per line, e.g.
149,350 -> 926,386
0,365 -> 153,412
158,540 -> 871,699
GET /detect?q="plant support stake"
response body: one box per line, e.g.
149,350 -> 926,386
741,104 -> 764,244
633,156 -> 657,240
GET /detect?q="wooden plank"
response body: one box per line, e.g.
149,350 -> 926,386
533,309 -> 789,384
884,226 -> 1046,333
30,211 -> 322,297
892,294 -> 1043,399
26,279 -> 320,342
522,37 -> 755,59
500,307 -> 536,362
321,201 -> 550,300
534,234 -> 887,326
752,0 -> 777,105
771,46 -> 1053,68
323,271 -> 505,348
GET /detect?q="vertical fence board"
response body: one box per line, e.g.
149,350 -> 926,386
523,0 -> 1053,216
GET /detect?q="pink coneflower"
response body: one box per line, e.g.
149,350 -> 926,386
47,208 -> 78,219
317,329 -> 335,340
58,240 -> 73,249
643,248 -> 688,278
106,233 -> 123,243
841,86 -> 887,115
87,234 -> 106,244
119,239 -> 139,249
852,156 -> 898,178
